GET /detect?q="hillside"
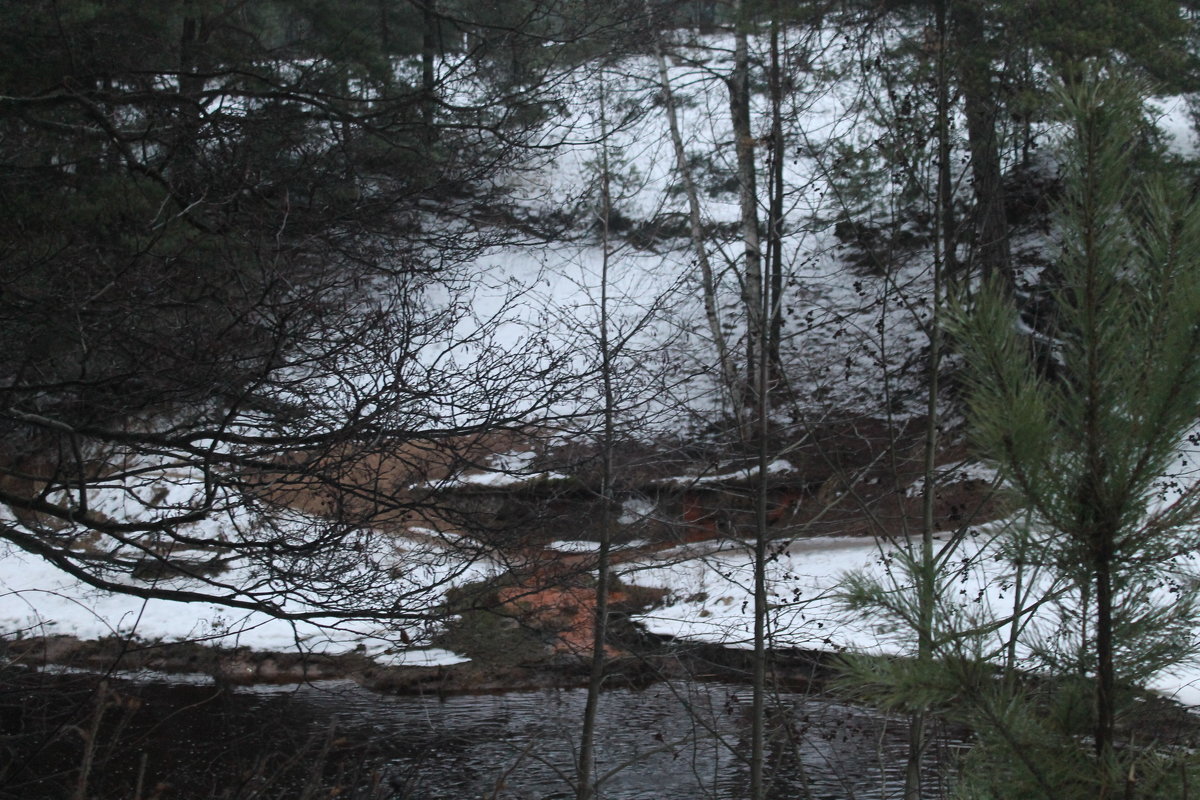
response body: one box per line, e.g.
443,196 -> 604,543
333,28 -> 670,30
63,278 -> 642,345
3,22 -> 1197,700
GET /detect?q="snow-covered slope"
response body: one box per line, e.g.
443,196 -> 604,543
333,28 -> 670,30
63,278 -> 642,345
6,27 -> 1200,709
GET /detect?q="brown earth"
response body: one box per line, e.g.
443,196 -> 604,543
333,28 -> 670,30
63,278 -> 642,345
2,632 -> 837,696
2,416 -> 1006,690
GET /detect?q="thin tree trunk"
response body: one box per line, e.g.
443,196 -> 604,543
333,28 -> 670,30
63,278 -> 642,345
751,320 -> 770,800
750,86 -> 773,800
73,682 -> 108,800
766,8 -> 785,375
1078,117 -> 1114,779
649,17 -> 740,411
576,75 -> 616,800
729,2 -> 765,407
744,10 -> 774,797
1075,110 -> 1116,786
177,5 -> 207,188
934,0 -> 959,284
1006,551 -> 1024,683
378,0 -> 390,59
906,4 -> 950,796
421,0 -> 438,143
1095,531 -> 1115,772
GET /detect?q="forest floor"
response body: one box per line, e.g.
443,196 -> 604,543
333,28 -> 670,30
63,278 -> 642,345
0,417 -> 1004,697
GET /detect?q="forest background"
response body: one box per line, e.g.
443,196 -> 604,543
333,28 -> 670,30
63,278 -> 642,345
4,0 -> 1200,798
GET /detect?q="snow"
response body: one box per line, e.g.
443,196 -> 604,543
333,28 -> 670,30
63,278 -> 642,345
617,498 -> 658,526
903,460 -> 999,498
620,527 -> 1200,706
7,505 -> 1200,705
621,535 -> 881,649
657,459 -> 796,486
6,26 -> 1200,709
545,540 -> 605,553
382,647 -> 471,668
0,539 -> 482,667
0,465 -> 496,667
1152,96 -> 1199,158
418,30 -> 946,432
418,449 -> 573,488
545,539 -> 649,553
448,469 -> 570,488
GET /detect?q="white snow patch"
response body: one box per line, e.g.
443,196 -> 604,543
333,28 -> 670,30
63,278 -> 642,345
658,459 -> 796,487
620,529 -> 1200,706
382,647 -> 471,667
904,460 -> 999,498
545,539 -> 650,553
1152,96 -> 1199,158
618,497 -> 657,526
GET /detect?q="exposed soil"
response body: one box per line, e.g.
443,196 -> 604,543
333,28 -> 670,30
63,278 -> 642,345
2,416 -> 1006,695
2,631 -> 840,696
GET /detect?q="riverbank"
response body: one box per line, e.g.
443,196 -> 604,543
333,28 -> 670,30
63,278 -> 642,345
3,631 -> 840,695
10,611 -> 1200,800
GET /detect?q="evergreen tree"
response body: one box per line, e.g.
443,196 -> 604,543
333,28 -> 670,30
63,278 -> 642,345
952,69 -> 1200,796
838,0 -> 1200,287
843,69 -> 1200,799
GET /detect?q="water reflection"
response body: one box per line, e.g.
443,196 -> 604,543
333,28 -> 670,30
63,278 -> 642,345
4,674 -> 956,799
238,680 -> 951,799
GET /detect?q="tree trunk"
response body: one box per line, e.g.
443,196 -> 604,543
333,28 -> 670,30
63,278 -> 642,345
935,0 -> 959,284
576,74 -> 616,800
378,0 -> 390,59
906,5 -> 951,796
649,18 -> 741,412
1095,530 -> 1115,774
422,0 -> 438,143
750,69 -> 772,800
951,0 -> 1010,286
766,9 -> 785,376
729,4 -> 765,406
175,6 -> 210,199
751,373 -> 770,800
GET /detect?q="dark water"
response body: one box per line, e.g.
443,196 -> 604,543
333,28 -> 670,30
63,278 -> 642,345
1,673 -> 958,799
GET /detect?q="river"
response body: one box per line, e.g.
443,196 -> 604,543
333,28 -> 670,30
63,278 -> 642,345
3,672 -> 958,799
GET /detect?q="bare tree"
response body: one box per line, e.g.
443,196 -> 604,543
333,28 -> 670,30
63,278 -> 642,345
0,0 -> 603,635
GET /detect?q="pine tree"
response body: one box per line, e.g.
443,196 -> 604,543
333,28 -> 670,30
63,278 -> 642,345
841,68 -> 1200,799
952,68 -> 1200,797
